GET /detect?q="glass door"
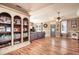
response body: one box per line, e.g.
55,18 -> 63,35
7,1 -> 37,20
50,25 -> 56,37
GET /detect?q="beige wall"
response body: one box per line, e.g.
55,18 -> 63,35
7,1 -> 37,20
43,17 -> 79,37
43,8 -> 79,37
43,20 -> 56,37
67,18 -> 79,32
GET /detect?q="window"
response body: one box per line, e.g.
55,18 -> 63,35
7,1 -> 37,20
61,21 -> 67,33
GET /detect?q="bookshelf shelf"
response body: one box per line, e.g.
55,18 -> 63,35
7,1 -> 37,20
14,24 -> 21,26
0,23 -> 11,25
0,32 -> 11,34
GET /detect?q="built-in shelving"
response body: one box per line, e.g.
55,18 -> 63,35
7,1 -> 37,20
13,15 -> 21,44
0,12 -> 30,49
0,12 -> 12,47
23,18 -> 29,42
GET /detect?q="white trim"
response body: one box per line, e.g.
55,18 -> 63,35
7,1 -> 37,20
0,41 -> 30,55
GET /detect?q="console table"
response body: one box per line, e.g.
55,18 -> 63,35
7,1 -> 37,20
30,32 -> 45,41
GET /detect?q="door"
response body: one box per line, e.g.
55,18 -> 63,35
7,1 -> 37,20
61,20 -> 67,37
50,25 -> 56,37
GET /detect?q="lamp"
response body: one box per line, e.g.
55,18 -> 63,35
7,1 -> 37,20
57,12 -> 61,22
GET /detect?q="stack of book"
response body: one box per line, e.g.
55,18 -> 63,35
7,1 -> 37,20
14,33 -> 21,39
23,32 -> 28,37
14,19 -> 21,24
0,34 -> 11,40
0,16 -> 11,24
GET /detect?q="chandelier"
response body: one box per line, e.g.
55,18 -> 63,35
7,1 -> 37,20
57,12 -> 61,21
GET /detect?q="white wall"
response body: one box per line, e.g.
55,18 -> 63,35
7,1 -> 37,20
77,9 -> 79,16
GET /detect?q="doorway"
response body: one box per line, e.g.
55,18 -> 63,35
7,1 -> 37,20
61,20 -> 67,38
50,25 -> 56,37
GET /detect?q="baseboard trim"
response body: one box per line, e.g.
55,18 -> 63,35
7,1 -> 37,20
0,41 -> 30,55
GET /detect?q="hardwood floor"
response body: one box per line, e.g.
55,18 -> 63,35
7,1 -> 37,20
6,37 -> 79,55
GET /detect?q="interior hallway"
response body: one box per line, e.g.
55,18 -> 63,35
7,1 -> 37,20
6,37 -> 79,55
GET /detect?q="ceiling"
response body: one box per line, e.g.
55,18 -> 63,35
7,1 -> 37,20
13,3 -> 52,12
12,3 -> 79,23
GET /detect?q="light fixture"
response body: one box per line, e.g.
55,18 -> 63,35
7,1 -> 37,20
57,12 -> 61,22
